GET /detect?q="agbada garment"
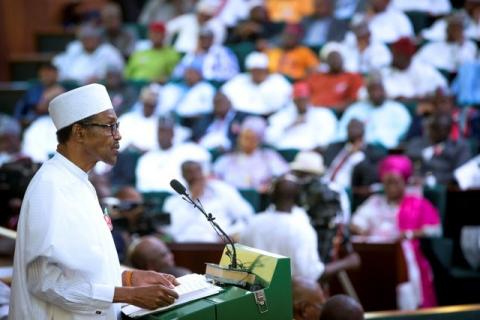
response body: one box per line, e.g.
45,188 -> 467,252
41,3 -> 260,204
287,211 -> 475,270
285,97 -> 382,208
10,152 -> 122,320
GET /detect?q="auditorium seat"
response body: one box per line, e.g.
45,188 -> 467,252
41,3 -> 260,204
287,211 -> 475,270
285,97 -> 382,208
8,53 -> 54,81
0,82 -> 28,115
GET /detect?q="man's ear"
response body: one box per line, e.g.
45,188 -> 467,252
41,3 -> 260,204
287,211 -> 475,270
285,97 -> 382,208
71,123 -> 86,142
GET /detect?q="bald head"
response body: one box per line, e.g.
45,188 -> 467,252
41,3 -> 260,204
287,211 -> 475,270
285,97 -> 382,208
292,277 -> 325,320
130,236 -> 175,271
319,295 -> 364,320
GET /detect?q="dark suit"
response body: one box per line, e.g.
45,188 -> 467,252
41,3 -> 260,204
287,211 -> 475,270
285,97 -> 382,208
405,137 -> 472,184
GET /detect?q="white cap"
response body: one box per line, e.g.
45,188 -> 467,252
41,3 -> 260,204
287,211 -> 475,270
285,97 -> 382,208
319,41 -> 346,61
245,52 -> 269,69
48,83 -> 113,130
290,151 -> 325,175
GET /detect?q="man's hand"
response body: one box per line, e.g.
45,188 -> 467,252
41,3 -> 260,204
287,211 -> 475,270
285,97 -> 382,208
129,285 -> 179,310
131,270 -> 179,288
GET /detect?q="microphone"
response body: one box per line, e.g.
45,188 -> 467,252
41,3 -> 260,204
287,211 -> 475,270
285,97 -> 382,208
170,179 -> 187,195
169,179 -> 238,269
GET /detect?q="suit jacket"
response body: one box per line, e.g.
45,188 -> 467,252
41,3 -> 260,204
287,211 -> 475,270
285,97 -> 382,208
405,137 -> 472,184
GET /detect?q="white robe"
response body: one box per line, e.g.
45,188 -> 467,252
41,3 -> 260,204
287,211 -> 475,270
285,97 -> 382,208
9,153 -> 122,320
240,206 -> 325,281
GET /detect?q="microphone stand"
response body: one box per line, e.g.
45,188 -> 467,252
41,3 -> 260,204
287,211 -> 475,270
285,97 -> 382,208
180,191 -> 238,270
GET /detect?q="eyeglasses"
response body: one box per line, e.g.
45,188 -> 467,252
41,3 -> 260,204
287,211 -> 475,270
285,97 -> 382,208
82,122 -> 120,136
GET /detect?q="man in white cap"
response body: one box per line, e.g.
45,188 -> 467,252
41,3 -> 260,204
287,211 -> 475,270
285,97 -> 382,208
10,84 -> 179,319
221,51 -> 292,116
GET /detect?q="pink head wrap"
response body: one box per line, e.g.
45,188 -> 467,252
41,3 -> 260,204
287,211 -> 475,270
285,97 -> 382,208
378,155 -> 413,182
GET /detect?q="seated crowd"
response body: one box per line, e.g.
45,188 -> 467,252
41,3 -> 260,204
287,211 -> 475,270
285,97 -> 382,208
2,0 -> 480,317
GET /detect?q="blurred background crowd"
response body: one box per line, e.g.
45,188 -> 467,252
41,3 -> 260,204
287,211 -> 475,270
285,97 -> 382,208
2,0 -> 480,317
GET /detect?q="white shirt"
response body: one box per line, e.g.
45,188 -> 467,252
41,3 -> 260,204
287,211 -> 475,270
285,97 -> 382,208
240,206 -> 325,281
391,0 -> 451,15
265,104 -> 338,150
53,41 -> 124,84
118,110 -> 191,152
368,8 -> 414,44
136,142 -> 211,192
414,41 -> 478,73
162,179 -> 254,242
381,60 -> 448,99
342,32 -> 392,74
21,115 -> 57,163
454,155 -> 480,190
166,14 -> 226,53
222,73 -> 292,115
422,14 -> 480,41
336,99 -> 411,149
172,45 -> 239,82
10,153 -> 121,320
159,82 -> 215,117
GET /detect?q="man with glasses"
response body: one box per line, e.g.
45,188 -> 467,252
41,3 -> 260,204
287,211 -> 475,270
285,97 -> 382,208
10,84 -> 179,319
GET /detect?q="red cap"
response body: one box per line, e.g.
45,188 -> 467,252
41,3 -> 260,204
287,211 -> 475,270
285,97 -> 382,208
391,37 -> 416,56
293,82 -> 310,98
149,21 -> 166,33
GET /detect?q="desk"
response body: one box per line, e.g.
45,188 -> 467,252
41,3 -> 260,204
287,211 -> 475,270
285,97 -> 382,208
330,238 -> 408,312
167,242 -> 225,274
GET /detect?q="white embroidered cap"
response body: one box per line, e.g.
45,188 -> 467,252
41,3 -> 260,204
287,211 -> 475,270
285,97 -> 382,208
48,83 -> 113,130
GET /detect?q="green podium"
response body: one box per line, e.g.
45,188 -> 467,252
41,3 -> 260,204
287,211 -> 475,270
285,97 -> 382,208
128,244 -> 293,320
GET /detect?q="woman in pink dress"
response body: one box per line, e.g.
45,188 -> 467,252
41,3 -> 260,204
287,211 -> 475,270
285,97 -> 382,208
351,155 -> 441,309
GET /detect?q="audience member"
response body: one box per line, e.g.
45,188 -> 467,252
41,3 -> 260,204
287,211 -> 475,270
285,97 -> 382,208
0,115 -> 27,166
240,175 -> 325,281
364,0 -> 414,44
222,52 -> 292,117
341,18 -> 392,74
172,27 -> 239,82
138,0 -> 195,25
265,0 -> 314,23
125,21 -> 181,82
14,63 -> 65,128
391,0 -> 451,16
292,276 -> 326,320
105,66 -> 138,116
421,0 -> 480,41
166,0 -> 226,53
381,37 -> 448,101
53,24 -> 124,84
135,117 -> 210,192
21,113 -> 58,164
306,43 -> 364,113
213,116 -> 289,192
336,74 -> 411,149
266,24 -> 319,81
405,112 -> 471,186
118,85 -> 161,152
100,2 -> 137,58
302,0 -> 350,48
163,160 -> 254,241
226,3 -> 283,46
193,91 -> 244,152
290,151 -> 356,260
265,82 -> 338,151
160,64 -> 216,127
351,155 -> 441,309
415,13 -> 478,73
319,294 -> 364,320
129,236 -> 191,277
324,119 -> 387,190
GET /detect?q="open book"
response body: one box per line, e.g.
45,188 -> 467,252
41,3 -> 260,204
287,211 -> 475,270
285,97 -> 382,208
121,274 -> 223,318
